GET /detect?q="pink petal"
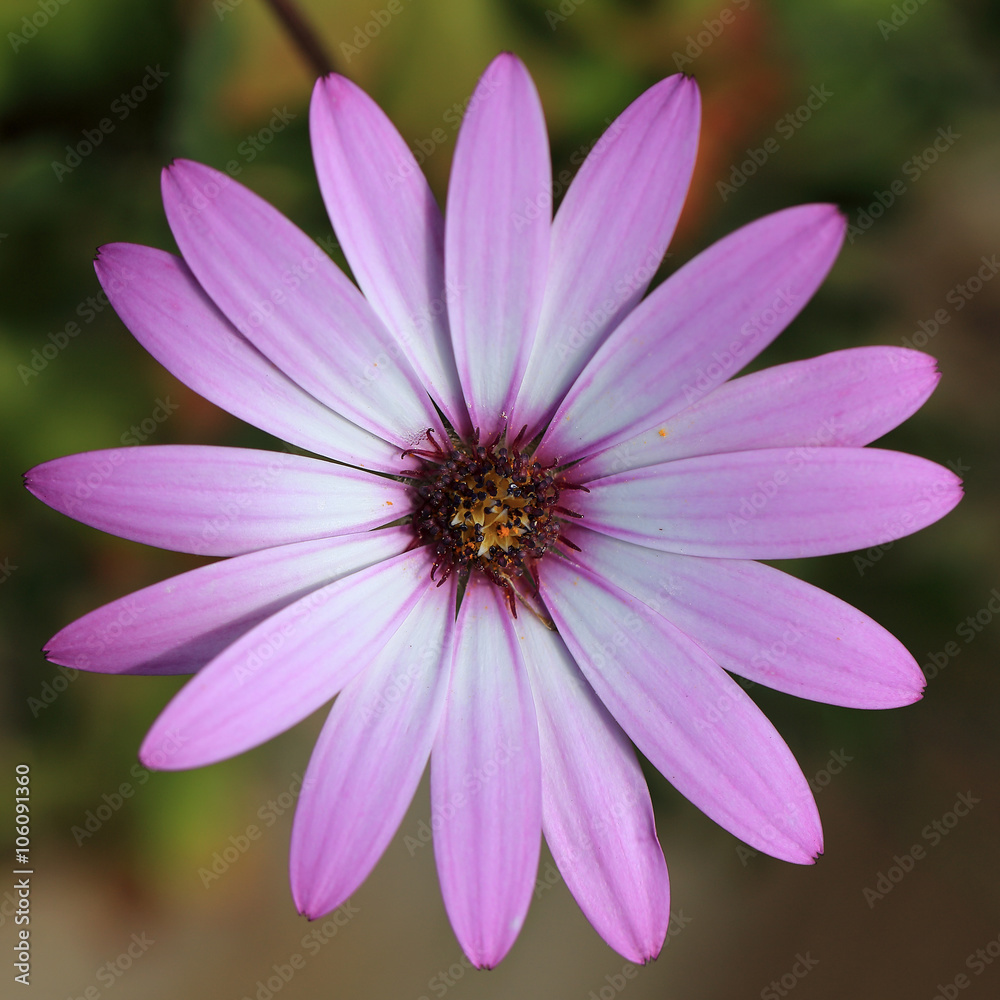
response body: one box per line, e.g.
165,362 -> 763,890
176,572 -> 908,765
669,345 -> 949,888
25,446 -> 410,556
95,243 -> 398,471
291,577 -> 456,918
309,75 -> 468,434
540,557 -> 822,863
570,527 -> 926,708
541,205 -> 846,463
445,54 -> 550,435
432,579 -> 541,968
139,548 -> 432,770
575,346 -> 940,480
45,528 -> 411,675
161,160 -> 443,449
578,448 -> 962,559
519,611 -> 669,962
513,75 -> 700,435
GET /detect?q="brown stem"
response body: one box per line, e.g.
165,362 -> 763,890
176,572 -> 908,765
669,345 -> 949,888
260,0 -> 336,78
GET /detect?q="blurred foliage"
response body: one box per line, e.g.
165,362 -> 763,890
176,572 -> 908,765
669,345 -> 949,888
0,0 -> 998,993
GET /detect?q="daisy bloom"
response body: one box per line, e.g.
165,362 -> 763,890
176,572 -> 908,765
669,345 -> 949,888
26,54 -> 961,967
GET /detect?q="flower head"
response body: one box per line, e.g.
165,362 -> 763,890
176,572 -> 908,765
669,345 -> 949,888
26,54 -> 961,967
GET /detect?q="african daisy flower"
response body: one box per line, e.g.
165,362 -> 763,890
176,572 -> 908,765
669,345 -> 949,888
27,53 -> 960,966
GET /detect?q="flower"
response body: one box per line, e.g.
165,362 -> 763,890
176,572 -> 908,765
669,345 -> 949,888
26,53 -> 961,967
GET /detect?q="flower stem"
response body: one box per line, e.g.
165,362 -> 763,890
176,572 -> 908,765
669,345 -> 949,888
261,0 -> 336,78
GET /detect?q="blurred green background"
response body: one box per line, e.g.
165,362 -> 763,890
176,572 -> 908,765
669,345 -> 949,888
1,0 -> 998,997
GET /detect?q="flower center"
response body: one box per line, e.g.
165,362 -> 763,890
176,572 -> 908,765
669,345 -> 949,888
404,426 -> 585,616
